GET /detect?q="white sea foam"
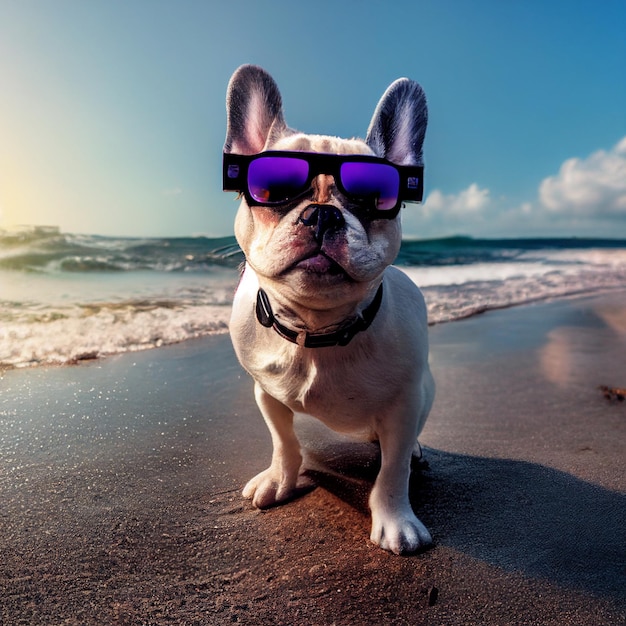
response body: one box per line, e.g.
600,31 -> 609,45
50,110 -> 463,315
404,248 -> 626,323
0,302 -> 231,368
0,268 -> 238,369
402,261 -> 554,287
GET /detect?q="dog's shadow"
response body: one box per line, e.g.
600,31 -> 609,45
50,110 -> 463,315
297,417 -> 626,601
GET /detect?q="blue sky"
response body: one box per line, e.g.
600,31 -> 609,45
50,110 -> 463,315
1,0 -> 625,239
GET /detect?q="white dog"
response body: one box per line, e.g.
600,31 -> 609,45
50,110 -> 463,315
223,65 -> 435,554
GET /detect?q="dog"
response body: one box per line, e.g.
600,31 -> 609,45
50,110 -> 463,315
223,64 -> 435,554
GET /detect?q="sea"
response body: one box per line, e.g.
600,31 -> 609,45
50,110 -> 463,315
1,226 -> 626,370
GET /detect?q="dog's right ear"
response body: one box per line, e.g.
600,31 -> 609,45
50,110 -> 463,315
224,65 -> 287,155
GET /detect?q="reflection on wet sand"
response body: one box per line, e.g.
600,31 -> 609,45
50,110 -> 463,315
538,293 -> 626,388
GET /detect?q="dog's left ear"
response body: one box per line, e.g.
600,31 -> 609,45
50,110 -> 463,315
224,64 -> 288,155
366,79 -> 428,166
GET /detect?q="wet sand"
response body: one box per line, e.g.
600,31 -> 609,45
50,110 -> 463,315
1,292 -> 625,625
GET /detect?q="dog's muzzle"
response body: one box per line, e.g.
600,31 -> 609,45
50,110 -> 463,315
299,204 -> 345,244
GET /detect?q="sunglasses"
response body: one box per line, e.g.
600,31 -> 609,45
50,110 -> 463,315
223,151 -> 424,217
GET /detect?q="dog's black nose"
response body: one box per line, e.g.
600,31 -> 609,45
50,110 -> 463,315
299,204 -> 345,243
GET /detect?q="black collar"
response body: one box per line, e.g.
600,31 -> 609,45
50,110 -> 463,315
255,282 -> 384,348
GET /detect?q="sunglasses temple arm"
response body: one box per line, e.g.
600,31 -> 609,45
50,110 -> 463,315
400,166 -> 424,203
223,154 -> 248,192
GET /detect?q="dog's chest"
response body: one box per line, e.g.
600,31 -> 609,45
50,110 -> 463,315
248,344 -> 386,433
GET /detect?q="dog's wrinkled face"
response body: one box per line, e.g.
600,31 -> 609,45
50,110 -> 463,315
234,134 -> 402,309
224,65 -> 427,310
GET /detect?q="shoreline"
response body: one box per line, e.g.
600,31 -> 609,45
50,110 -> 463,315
3,284 -> 626,374
1,290 -> 625,624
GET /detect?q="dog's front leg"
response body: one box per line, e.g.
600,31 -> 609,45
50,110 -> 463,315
369,412 -> 433,555
242,382 -> 314,508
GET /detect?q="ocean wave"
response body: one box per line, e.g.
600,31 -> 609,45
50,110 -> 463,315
4,228 -> 626,274
422,276 -> 626,324
0,228 -> 244,273
2,229 -> 626,369
0,300 -> 231,369
409,247 -> 626,323
395,235 -> 626,266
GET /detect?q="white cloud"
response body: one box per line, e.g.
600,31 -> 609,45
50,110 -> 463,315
539,136 -> 626,217
401,183 -> 492,238
401,136 -> 626,239
422,183 -> 491,217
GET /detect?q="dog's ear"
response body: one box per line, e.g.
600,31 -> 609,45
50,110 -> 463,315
366,79 -> 428,166
224,65 -> 288,155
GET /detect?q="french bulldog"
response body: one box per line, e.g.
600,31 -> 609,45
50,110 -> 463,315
223,64 -> 435,554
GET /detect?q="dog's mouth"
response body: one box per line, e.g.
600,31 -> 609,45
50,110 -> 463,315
296,253 -> 342,273
285,251 -> 349,279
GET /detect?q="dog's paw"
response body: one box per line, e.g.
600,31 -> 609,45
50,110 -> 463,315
370,510 -> 433,555
242,468 -> 315,509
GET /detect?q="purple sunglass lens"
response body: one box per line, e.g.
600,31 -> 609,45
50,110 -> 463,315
248,157 -> 309,204
340,162 -> 400,210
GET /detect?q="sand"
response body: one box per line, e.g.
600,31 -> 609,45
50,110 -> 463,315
1,291 -> 625,625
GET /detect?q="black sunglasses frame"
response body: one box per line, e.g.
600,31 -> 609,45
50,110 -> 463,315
223,150 -> 424,218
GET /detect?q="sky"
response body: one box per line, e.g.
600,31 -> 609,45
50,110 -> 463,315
0,0 -> 625,240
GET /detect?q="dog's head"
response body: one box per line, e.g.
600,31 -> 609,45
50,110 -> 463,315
223,64 -> 427,310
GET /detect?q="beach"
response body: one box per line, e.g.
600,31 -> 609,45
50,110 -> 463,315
1,291 -> 625,625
